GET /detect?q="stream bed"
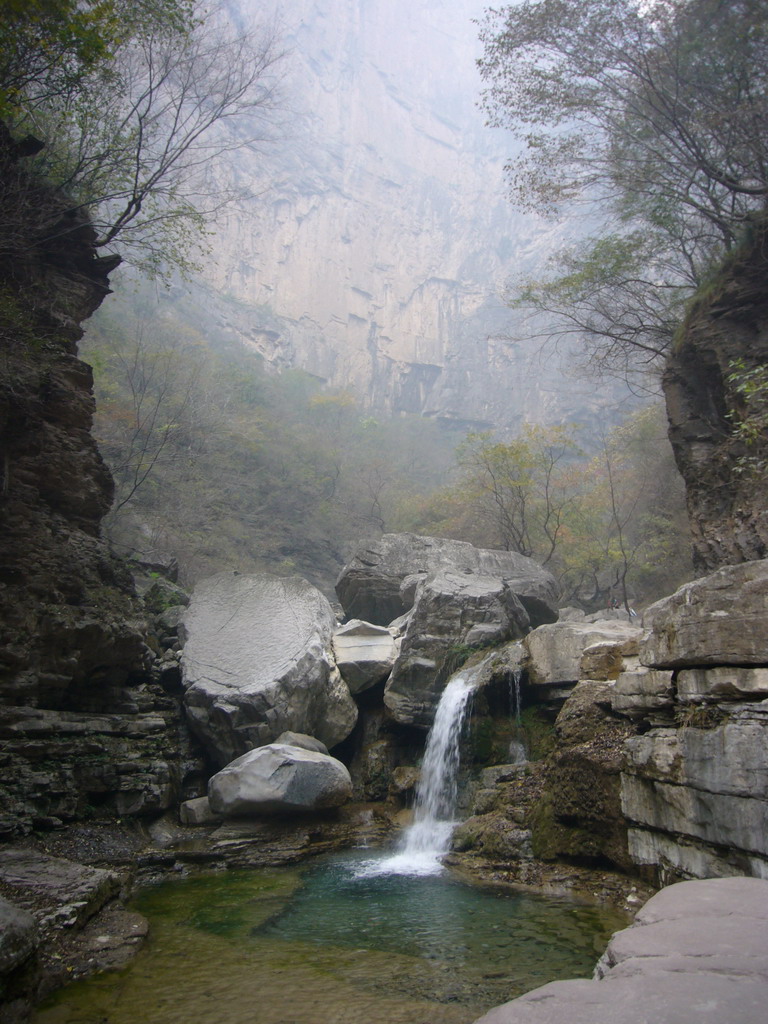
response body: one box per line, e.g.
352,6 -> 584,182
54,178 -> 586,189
32,850 -> 627,1024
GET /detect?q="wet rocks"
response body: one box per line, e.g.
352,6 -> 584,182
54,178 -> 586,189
207,743 -> 353,816
181,573 -> 358,766
384,571 -> 531,727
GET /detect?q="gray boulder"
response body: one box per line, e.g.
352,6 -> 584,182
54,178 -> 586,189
0,896 -> 37,973
641,559 -> 768,667
384,570 -> 530,727
331,619 -> 397,694
473,877 -> 768,1024
208,743 -> 353,816
274,732 -> 329,754
336,533 -> 559,626
181,573 -> 357,766
525,620 -> 643,686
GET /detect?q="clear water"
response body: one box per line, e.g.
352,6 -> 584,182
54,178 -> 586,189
31,851 -> 627,1024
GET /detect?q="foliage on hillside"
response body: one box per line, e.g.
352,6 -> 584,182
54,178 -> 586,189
398,408 -> 692,610
0,0 -> 286,277
81,281 -> 458,592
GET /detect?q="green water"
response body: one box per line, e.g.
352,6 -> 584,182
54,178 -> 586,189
32,851 -> 626,1024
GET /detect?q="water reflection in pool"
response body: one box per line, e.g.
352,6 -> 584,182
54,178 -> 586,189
32,850 -> 627,1024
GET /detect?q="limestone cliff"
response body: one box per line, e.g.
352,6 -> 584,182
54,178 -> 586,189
197,0 -> 609,432
664,219 -> 768,570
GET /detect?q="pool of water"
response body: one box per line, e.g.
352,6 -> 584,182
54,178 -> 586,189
31,851 -> 627,1024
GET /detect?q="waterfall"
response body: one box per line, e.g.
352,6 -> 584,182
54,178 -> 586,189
508,666 -> 527,763
369,669 -> 477,877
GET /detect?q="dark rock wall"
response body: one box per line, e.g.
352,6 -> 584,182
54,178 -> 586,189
664,220 -> 768,570
0,133 -> 204,837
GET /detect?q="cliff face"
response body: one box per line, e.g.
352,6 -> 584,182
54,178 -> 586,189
0,137 -> 203,836
200,0 -> 606,431
663,221 -> 768,571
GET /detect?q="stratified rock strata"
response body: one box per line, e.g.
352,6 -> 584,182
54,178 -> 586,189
664,217 -> 768,570
619,561 -> 768,880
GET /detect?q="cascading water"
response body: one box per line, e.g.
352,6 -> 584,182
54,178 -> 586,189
508,666 -> 527,763
366,668 -> 478,877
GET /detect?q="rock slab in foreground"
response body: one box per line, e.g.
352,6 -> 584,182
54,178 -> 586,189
181,573 -> 357,766
473,877 -> 768,1024
208,743 -> 353,815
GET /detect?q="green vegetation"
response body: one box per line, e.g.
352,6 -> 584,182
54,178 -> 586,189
81,282 -> 458,589
479,0 -> 768,383
0,0 -> 286,276
400,406 -> 691,609
727,359 -> 768,477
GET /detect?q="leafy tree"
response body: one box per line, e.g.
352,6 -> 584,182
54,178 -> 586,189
478,0 -> 768,378
1,1 -> 286,275
725,358 -> 768,477
456,425 -> 581,563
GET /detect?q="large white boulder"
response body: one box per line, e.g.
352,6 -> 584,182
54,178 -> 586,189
208,743 -> 353,816
331,619 -> 397,694
181,573 -> 357,766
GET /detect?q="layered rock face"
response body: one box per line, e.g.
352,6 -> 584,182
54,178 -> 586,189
664,219 -> 768,570
618,561 -> 768,880
0,138 -> 203,837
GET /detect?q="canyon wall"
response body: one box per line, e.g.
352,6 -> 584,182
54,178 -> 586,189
664,218 -> 768,570
195,0 -> 611,432
0,137 -> 204,838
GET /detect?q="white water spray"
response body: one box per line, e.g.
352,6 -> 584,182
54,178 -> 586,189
368,669 -> 477,877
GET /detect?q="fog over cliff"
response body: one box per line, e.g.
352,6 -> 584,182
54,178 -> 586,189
198,0 -> 627,432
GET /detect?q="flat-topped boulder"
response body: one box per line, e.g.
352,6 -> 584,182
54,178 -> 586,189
208,743 -> 353,816
336,534 -> 559,626
473,877 -> 768,1024
641,559 -> 768,668
525,620 -> 643,687
181,573 -> 357,766
331,619 -> 398,694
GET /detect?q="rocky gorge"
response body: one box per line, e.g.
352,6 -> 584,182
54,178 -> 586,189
2,119 -> 768,1024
